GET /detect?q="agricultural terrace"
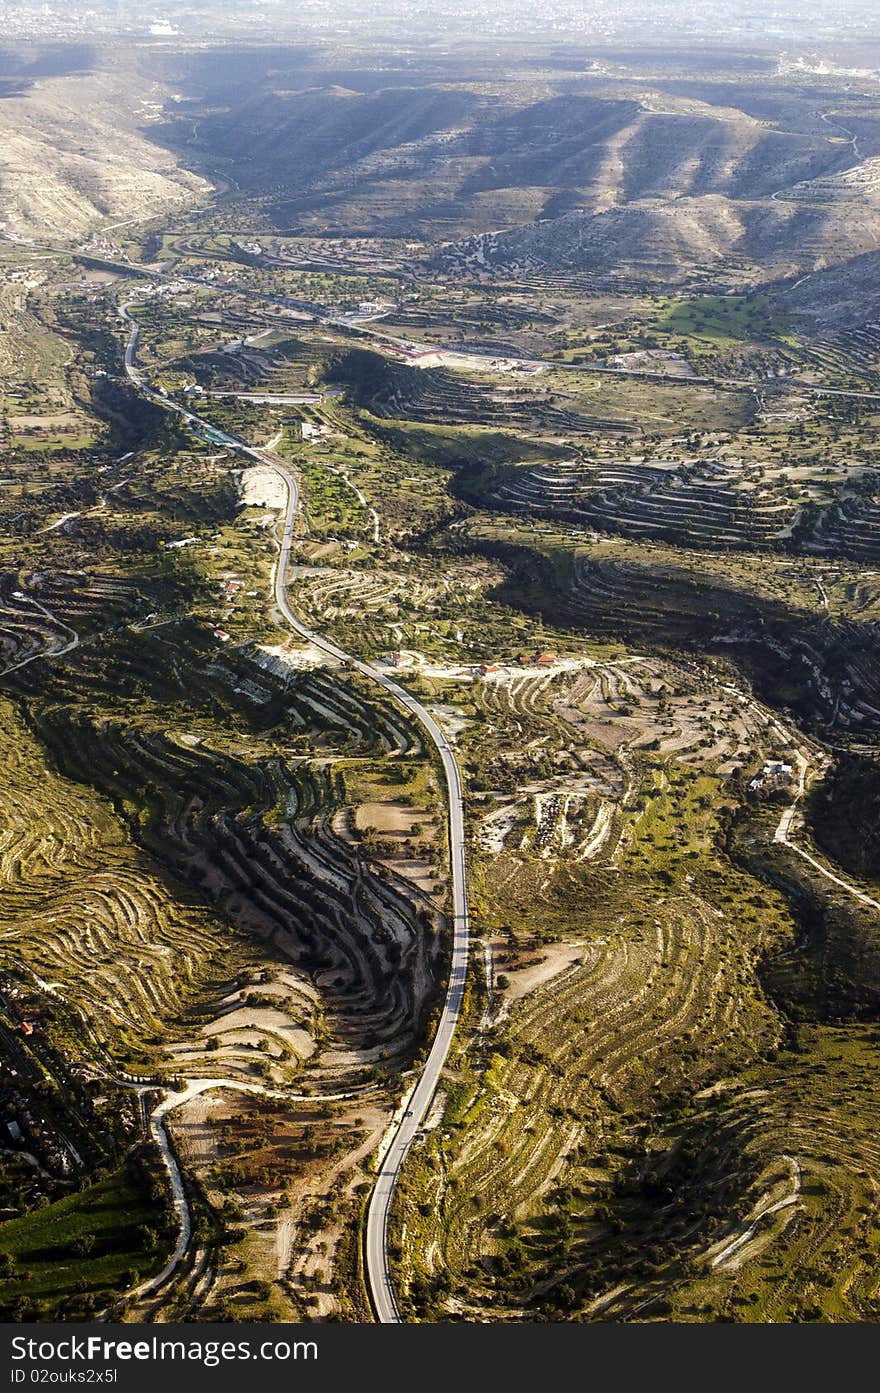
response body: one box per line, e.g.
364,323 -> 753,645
3,99 -> 880,1329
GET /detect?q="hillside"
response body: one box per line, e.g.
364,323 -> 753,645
437,190 -> 880,286
135,50 -> 880,292
779,248 -> 880,325
0,58 -> 208,242
2,33 -> 880,1329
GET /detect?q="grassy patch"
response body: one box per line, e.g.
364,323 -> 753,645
653,293 -> 791,346
0,1163 -> 165,1317
299,459 -> 368,536
370,420 -> 567,470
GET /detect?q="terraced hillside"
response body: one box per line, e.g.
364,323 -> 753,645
469,456 -> 803,552
0,697 -> 265,1079
389,634 -> 880,1322
457,529 -> 880,741
0,58 -> 208,242
3,31 -> 880,1327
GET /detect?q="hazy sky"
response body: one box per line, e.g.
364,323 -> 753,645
1,0 -> 878,48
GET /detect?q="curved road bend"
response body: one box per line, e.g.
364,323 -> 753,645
121,305 -> 470,1322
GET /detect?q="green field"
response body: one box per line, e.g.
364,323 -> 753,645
0,1162 -> 165,1317
650,293 -> 794,352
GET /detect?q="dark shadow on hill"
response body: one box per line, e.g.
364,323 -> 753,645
458,533 -> 880,740
0,42 -> 97,88
807,753 -> 880,883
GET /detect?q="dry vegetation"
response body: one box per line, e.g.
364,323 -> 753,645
1,34 -> 879,1326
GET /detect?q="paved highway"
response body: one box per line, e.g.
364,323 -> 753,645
12,233 -> 880,404
269,462 -> 469,1322
121,303 -> 470,1323
103,252 -> 880,408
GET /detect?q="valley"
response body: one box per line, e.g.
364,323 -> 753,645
0,30 -> 878,1326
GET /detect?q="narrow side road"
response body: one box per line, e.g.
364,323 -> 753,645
775,804 -> 880,912
0,596 -> 79,677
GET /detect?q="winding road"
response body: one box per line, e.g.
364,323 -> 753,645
775,801 -> 880,912
13,229 -> 880,405
0,596 -> 80,677
121,303 -> 470,1322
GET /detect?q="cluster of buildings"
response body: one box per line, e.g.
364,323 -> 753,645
478,647 -> 558,677
83,236 -> 124,261
749,760 -> 795,792
127,278 -> 191,303
299,420 -> 333,441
